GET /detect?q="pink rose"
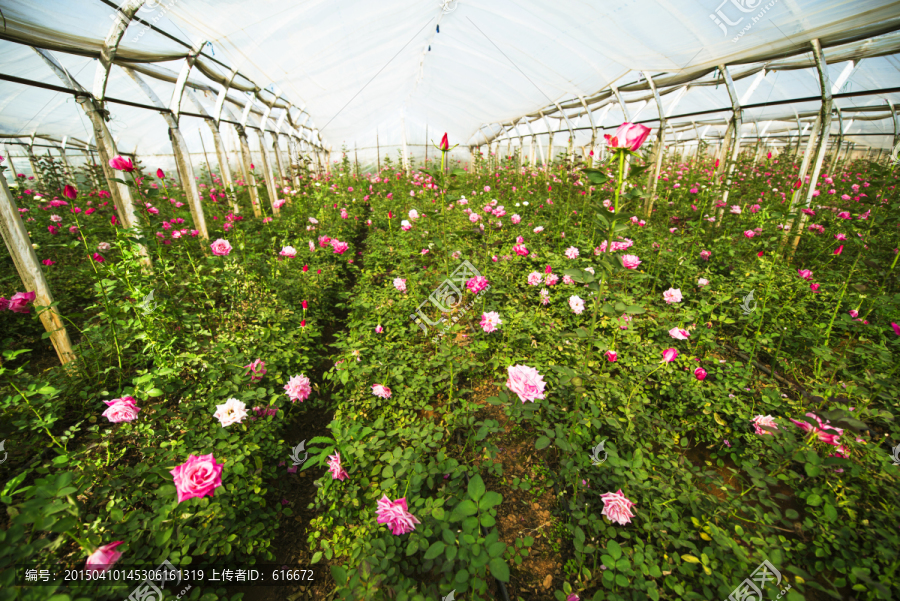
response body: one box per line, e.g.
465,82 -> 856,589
599,489 -> 636,525
7,291 -> 36,313
662,288 -> 682,304
621,254 -> 641,269
372,384 -> 392,399
285,374 -> 312,403
506,364 -> 546,403
102,396 -> 141,423
752,415 -> 778,435
85,541 -> 124,573
210,238 -> 232,256
604,123 -> 651,152
170,453 -> 224,503
376,495 -> 420,535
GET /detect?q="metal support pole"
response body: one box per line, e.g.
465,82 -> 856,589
791,39 -> 834,251
642,71 -> 667,216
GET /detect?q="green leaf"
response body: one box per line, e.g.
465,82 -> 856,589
607,540 -> 622,560
535,436 -> 551,450
424,540 -> 446,560
681,554 -> 700,564
450,499 -> 478,521
489,557 -> 510,582
330,565 -> 347,585
479,491 -> 502,511
147,388 -> 164,397
583,169 -> 609,186
823,504 -> 837,521
806,493 -> 823,507
467,475 -> 486,501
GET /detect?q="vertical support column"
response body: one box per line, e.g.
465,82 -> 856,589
0,176 -> 76,365
26,135 -> 43,190
642,71 -> 667,216
256,127 -> 280,215
827,107 -> 844,175
578,95 -> 597,160
59,137 -> 76,185
718,65 -> 743,209
790,39 -> 833,251
401,118 -> 410,176
34,48 -> 151,269
122,65 -> 208,240
236,125 -> 262,217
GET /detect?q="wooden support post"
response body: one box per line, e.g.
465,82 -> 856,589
0,176 -> 76,365
122,66 -> 209,240
34,48 -> 151,269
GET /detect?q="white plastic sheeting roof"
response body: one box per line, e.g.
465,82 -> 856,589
1,0 -> 900,175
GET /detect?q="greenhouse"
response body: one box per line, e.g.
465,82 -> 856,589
1,0 -> 900,599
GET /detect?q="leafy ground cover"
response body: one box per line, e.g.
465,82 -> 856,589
2,131 -> 899,601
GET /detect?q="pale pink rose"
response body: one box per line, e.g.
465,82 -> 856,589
214,397 -> 248,427
285,374 -> 312,403
621,254 -> 641,269
668,327 -> 690,340
280,246 -> 297,258
752,415 -> 779,435
309,240 -> 316,252
698,278 -> 709,287
544,274 -> 559,286
170,453 -> 224,503
375,325 -> 384,333
565,246 -> 579,259
210,238 -> 232,256
700,250 -> 711,261
506,364 -> 546,403
331,239 -> 349,255
85,541 -> 124,573
372,384 -> 392,398
600,489 -> 636,525
376,495 -> 420,535
327,452 -> 349,481
539,288 -> 550,305
469,213 -> 481,223
662,288 -> 682,304
605,122 -> 651,151
393,278 -> 407,292
511,214 -> 521,224
97,242 -> 111,251
562,275 -> 574,285
533,226 -> 544,233
527,271 -> 543,286
101,396 -> 141,423
480,311 -> 502,333
569,295 -> 585,314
